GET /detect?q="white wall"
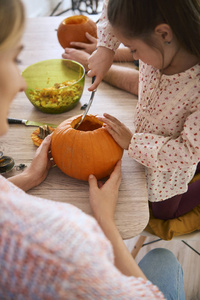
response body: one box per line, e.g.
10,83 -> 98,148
22,0 -> 70,17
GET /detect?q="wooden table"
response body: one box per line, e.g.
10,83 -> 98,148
1,17 -> 149,240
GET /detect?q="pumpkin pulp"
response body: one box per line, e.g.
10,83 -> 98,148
73,118 -> 102,131
63,15 -> 88,25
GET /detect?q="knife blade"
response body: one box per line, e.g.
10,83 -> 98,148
7,118 -> 57,128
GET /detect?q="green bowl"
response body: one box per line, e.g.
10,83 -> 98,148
22,59 -> 85,114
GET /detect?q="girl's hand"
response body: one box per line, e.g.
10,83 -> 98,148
69,32 -> 97,54
98,113 -> 133,150
88,160 -> 121,225
87,46 -> 115,91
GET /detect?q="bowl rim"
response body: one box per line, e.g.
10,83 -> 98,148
22,58 -> 85,91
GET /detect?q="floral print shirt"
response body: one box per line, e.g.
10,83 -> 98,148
129,61 -> 200,201
0,175 -> 164,299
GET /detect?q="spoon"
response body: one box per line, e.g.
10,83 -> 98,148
75,76 -> 96,129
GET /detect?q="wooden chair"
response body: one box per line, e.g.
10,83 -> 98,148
131,230 -> 200,258
50,0 -> 101,16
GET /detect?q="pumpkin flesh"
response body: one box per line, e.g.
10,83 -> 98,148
51,115 -> 123,181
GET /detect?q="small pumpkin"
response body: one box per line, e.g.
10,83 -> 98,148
57,15 -> 97,49
51,114 -> 124,181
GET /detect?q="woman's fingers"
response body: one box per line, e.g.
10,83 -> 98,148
88,174 -> 98,189
109,160 -> 122,187
36,134 -> 51,154
89,160 -> 121,191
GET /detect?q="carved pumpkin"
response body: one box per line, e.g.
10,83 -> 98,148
57,15 -> 97,49
51,114 -> 123,181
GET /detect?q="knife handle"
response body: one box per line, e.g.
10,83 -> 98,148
7,118 -> 24,124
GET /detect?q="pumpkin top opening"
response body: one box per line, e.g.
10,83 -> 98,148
73,117 -> 103,131
63,15 -> 88,25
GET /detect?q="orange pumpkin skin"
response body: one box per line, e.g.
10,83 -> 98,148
51,115 -> 124,181
57,15 -> 97,49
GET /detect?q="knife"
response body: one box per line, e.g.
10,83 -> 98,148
75,76 -> 96,130
8,118 -> 57,128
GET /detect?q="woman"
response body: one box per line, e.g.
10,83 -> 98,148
0,0 -> 184,299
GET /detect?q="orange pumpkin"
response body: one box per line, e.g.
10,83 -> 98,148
51,114 -> 123,181
57,15 -> 97,49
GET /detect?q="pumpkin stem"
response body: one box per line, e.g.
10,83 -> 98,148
38,125 -> 53,139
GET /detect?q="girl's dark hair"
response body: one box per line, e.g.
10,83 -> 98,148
108,0 -> 200,58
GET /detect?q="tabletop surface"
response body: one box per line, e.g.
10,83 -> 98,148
1,17 -> 149,240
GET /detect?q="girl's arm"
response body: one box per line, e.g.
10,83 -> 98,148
88,0 -> 120,91
88,46 -> 115,91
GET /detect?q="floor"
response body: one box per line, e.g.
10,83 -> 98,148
28,1 -> 200,299
124,235 -> 200,300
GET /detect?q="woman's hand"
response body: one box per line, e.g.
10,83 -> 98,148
24,134 -> 54,186
62,48 -> 90,71
89,160 -> 147,279
87,46 -> 115,91
8,134 -> 54,191
69,32 -> 97,54
88,160 -> 121,225
98,113 -> 133,150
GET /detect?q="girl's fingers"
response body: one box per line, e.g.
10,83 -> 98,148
98,114 -> 122,129
103,113 -> 122,126
105,125 -> 123,144
87,72 -> 101,91
85,32 -> 97,42
98,117 -> 121,135
70,41 -> 86,48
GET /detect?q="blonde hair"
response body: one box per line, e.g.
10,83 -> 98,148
0,0 -> 25,51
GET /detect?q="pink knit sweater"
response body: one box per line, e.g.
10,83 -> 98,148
0,175 -> 164,299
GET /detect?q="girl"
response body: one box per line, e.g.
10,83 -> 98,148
0,0 -> 184,298
88,0 -> 200,220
